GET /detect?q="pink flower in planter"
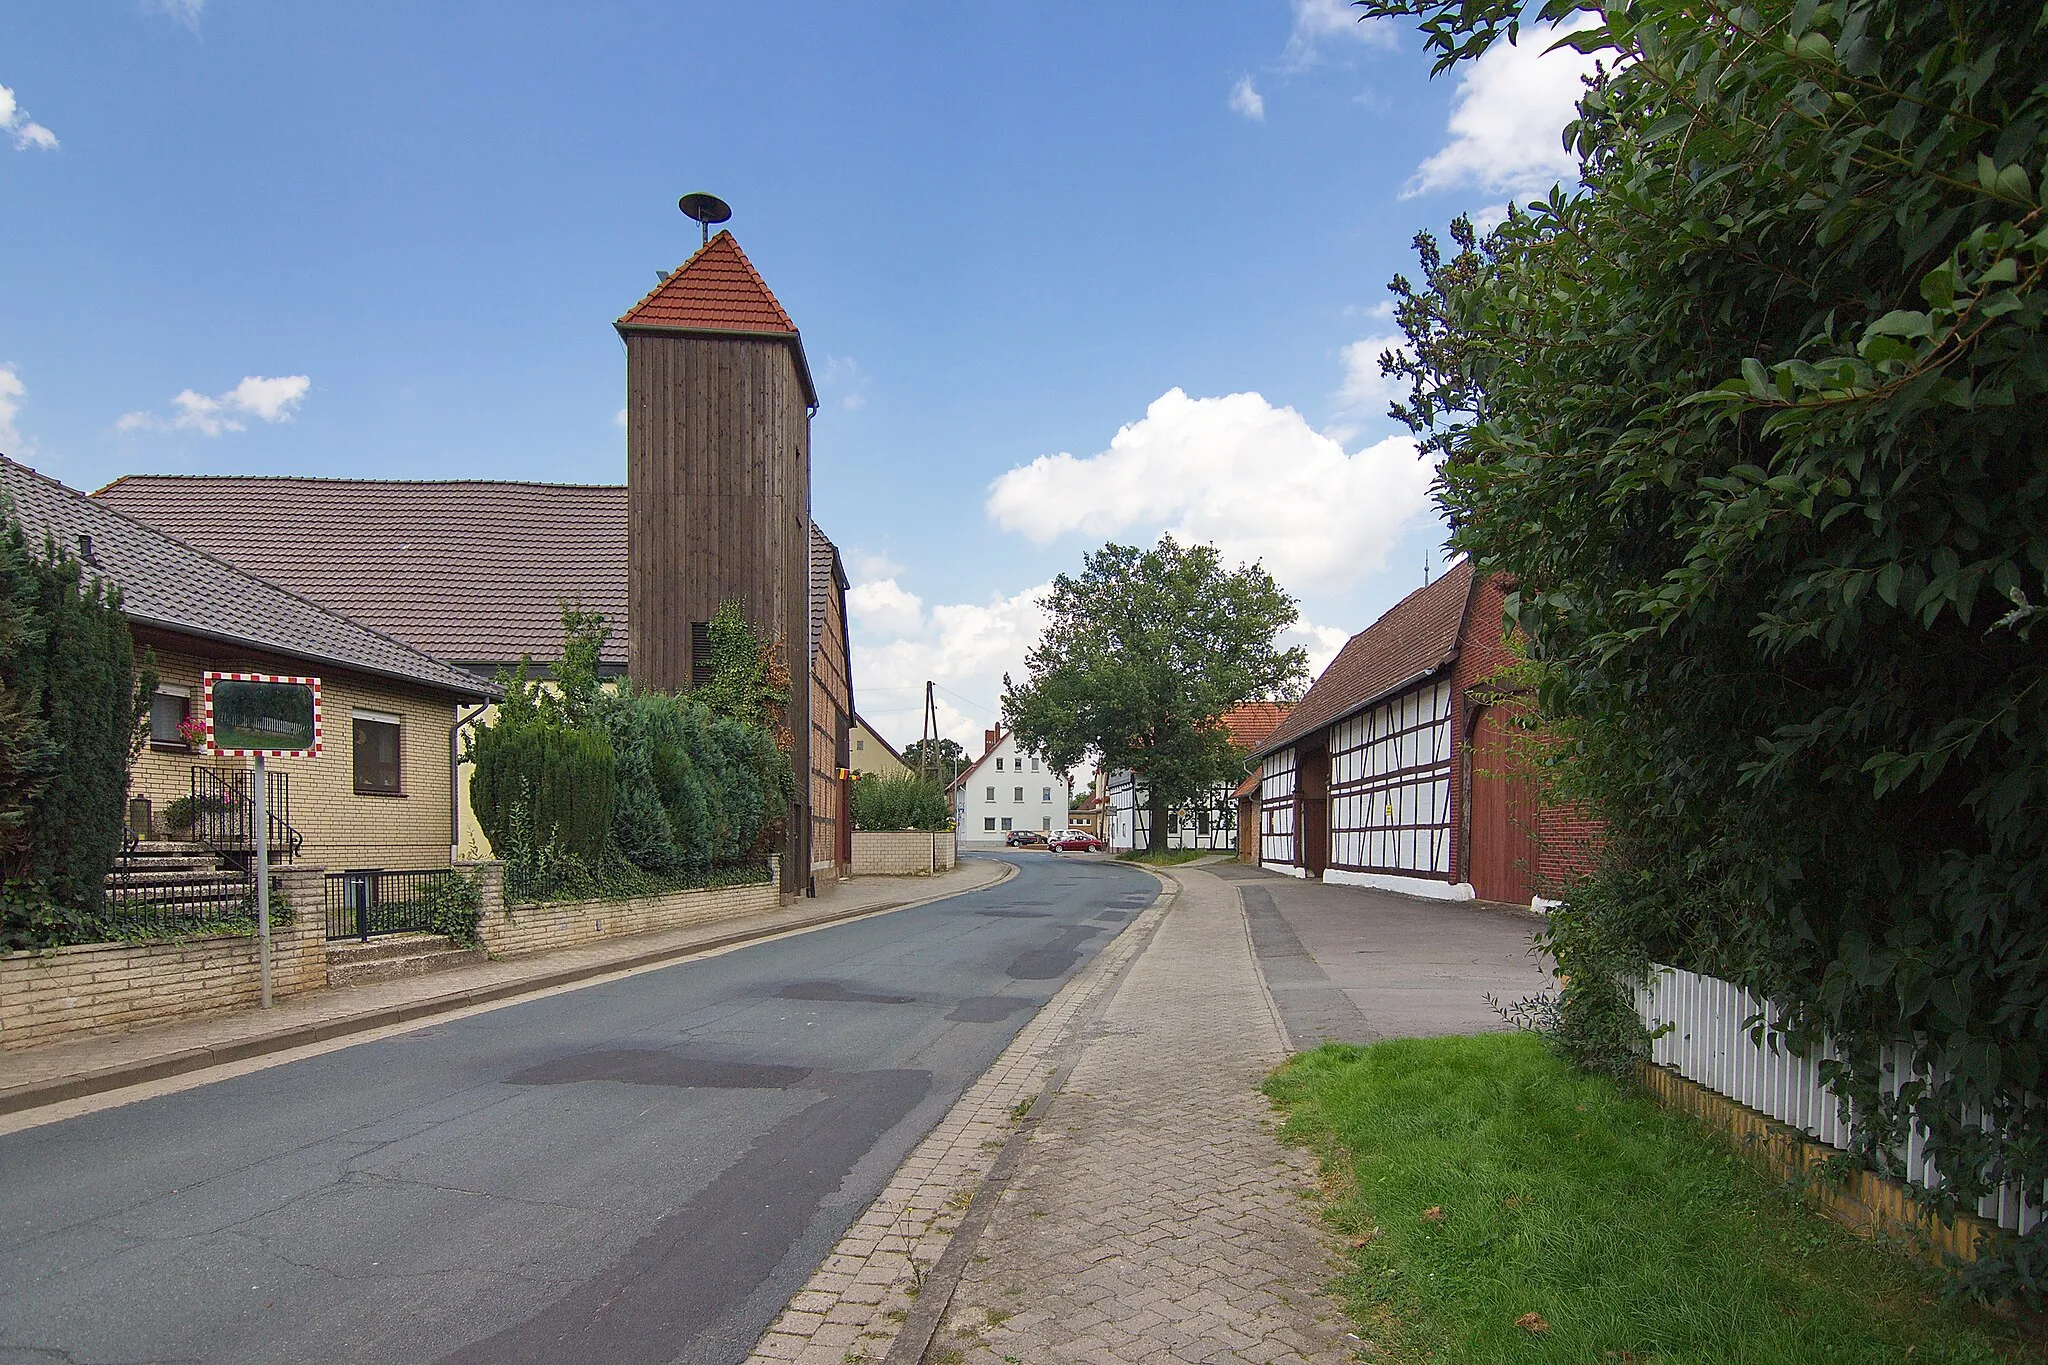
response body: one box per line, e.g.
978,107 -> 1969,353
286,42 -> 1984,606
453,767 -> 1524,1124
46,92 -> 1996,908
177,718 -> 208,748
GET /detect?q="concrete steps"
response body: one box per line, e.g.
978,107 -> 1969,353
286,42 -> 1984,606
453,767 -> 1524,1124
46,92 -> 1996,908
105,843 -> 254,921
326,933 -> 487,988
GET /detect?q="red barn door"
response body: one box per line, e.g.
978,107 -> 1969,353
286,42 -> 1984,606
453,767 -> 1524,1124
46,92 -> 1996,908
1467,707 -> 1537,904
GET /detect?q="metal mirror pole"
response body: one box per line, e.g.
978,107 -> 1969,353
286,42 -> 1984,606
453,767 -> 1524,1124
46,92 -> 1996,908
255,752 -> 272,1008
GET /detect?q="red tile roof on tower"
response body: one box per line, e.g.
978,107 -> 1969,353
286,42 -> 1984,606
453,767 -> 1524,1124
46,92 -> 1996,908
616,230 -> 798,334
615,229 -> 818,405
1249,560 -> 1477,760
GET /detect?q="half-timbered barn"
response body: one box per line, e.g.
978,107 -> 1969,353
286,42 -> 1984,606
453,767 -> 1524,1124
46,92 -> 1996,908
1244,561 -> 1596,907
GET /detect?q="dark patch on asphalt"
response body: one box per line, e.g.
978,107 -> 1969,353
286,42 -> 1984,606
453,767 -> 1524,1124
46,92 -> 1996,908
776,981 -> 916,1004
436,1068 -> 932,1365
1201,864 -> 1270,882
976,909 -> 1053,919
505,1050 -> 810,1090
947,996 -> 1035,1023
1240,886 -> 1378,1049
1006,923 -> 1109,980
1094,910 -> 1131,921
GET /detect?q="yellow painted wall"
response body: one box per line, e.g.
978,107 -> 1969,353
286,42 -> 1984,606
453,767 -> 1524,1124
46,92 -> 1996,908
134,647 -> 460,872
850,717 -> 910,780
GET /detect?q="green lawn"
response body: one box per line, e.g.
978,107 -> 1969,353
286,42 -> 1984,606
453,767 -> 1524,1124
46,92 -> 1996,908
1113,848 -> 1214,866
1263,1034 -> 2035,1364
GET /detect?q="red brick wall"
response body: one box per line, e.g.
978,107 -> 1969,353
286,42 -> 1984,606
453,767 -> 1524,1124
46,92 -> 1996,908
1449,574 -> 1604,898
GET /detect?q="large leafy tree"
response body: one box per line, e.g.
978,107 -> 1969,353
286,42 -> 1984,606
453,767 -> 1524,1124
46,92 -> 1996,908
900,736 -> 974,783
1004,536 -> 1306,851
1369,0 -> 2048,1294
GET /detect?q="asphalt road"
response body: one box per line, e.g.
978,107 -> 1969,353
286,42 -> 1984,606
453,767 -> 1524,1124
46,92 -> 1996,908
0,853 -> 1158,1365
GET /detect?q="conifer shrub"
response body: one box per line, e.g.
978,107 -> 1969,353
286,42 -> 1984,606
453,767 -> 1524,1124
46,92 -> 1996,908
0,507 -> 152,949
468,721 -> 616,866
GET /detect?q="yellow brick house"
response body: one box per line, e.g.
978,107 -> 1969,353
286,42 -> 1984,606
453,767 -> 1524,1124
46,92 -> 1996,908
3,457 -> 496,874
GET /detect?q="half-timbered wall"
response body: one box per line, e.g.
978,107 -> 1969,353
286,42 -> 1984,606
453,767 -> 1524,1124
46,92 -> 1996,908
1259,748 -> 1298,868
1328,678 -> 1454,877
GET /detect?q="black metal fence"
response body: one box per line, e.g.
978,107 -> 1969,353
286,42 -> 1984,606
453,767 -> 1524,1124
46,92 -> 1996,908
324,869 -> 457,941
185,766 -> 301,865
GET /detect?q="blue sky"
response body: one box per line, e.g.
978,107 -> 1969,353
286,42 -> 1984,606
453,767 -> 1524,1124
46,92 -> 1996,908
1,1 -> 1595,751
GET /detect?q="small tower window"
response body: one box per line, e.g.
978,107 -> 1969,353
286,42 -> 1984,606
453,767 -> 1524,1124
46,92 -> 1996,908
690,621 -> 714,688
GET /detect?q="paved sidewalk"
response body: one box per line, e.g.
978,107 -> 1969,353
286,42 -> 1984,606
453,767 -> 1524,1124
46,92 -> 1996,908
0,858 -> 1010,1118
932,863 -> 1350,1364
1208,862 -> 1547,1046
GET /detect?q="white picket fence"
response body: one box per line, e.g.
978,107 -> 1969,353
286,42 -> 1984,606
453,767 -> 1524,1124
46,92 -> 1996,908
1636,964 -> 2042,1235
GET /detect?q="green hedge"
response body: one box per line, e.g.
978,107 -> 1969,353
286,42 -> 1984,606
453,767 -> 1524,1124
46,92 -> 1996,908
469,721 -> 617,865
849,774 -> 951,831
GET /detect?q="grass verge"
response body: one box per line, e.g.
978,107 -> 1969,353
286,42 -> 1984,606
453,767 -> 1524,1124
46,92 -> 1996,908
1263,1033 -> 2035,1363
1113,849 -> 1213,866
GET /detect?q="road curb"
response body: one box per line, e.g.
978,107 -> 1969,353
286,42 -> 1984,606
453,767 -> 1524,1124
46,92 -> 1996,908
0,859 -> 1020,1120
885,866 -> 1180,1365
740,865 -> 1176,1365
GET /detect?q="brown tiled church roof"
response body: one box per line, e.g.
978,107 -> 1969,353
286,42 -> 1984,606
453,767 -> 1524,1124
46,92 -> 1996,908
94,475 -> 628,671
809,523 -> 847,668
4,457 -> 493,699
1250,560 -> 1476,760
95,473 -> 851,685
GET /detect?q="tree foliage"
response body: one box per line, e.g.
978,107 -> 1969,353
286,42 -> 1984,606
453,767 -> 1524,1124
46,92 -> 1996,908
468,603 -> 794,900
900,736 -> 974,783
0,507 -> 153,949
1368,0 -> 2048,1295
1003,536 -> 1306,851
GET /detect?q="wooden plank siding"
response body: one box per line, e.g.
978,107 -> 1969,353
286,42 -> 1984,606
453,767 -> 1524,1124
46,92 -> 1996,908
624,330 -> 814,893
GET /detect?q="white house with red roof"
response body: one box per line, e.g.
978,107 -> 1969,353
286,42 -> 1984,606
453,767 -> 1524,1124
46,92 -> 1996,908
949,727 -> 1074,848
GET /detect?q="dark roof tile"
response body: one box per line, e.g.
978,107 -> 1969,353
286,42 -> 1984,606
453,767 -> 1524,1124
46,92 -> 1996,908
1252,561 -> 1474,759
5,457 -> 493,699
94,475 -> 628,669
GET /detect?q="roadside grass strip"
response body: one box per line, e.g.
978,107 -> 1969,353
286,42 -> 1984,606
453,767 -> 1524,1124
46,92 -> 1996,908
1263,1033 -> 2035,1364
1113,849 -> 1213,866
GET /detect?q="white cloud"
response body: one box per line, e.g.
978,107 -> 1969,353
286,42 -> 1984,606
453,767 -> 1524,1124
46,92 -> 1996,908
1228,76 -> 1266,122
849,577 -> 1053,754
1286,621 -> 1352,680
820,354 -> 870,412
1337,333 -> 1409,418
1405,17 -> 1603,201
1283,0 -> 1396,67
986,387 -> 1435,597
615,407 -> 627,428
150,0 -> 204,29
0,84 -> 58,152
118,374 -> 311,436
847,576 -> 928,641
0,365 -> 27,451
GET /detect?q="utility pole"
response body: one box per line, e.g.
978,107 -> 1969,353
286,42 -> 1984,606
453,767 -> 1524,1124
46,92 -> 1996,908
917,681 -> 940,784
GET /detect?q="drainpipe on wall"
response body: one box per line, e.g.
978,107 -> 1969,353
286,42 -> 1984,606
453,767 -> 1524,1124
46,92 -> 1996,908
449,701 -> 491,858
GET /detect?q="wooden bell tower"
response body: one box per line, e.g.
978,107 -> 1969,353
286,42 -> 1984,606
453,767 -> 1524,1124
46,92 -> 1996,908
616,218 -> 818,891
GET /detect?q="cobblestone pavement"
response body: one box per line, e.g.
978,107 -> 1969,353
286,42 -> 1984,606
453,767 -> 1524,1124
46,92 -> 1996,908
744,875 -> 1174,1365
934,864 -> 1351,1364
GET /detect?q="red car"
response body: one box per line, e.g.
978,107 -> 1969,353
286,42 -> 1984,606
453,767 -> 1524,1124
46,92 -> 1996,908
1050,831 -> 1106,852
